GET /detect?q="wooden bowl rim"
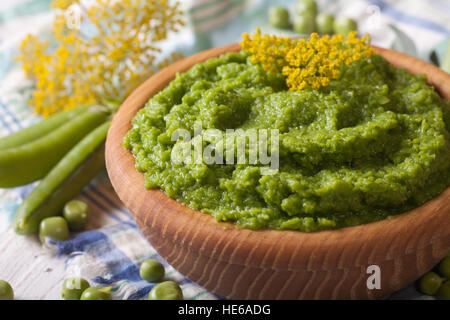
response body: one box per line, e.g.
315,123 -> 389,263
106,43 -> 450,270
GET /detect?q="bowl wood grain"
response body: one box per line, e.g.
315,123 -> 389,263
106,44 -> 450,299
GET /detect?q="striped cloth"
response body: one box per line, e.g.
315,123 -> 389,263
0,0 -> 448,300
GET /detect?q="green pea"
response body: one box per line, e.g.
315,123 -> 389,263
140,259 -> 165,283
333,16 -> 358,35
63,200 -> 89,231
293,12 -> 316,34
148,281 -> 183,300
39,216 -> 69,243
437,281 -> 450,300
438,256 -> 450,279
61,277 -> 90,300
80,287 -> 112,300
295,0 -> 318,17
268,6 -> 290,29
316,13 -> 334,34
0,280 -> 13,300
418,272 -> 443,295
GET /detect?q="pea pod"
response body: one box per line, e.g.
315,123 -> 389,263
13,121 -> 111,235
0,107 -> 89,151
0,107 -> 109,188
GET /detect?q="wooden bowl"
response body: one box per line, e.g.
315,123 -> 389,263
106,44 -> 450,299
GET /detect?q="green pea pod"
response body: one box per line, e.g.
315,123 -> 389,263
0,107 -> 109,188
13,121 -> 111,235
0,107 -> 90,151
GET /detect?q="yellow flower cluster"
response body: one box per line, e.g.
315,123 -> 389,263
16,0 -> 184,116
240,29 -> 374,91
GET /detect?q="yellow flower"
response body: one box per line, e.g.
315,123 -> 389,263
240,30 -> 374,91
16,0 -> 185,116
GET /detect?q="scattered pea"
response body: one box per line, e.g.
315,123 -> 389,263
268,6 -> 290,29
437,281 -> 450,300
295,0 -> 318,17
438,256 -> 450,279
140,259 -> 165,283
148,281 -> 183,300
418,272 -> 443,295
0,280 -> 13,300
39,216 -> 69,243
80,286 -> 112,300
293,12 -> 316,34
316,12 -> 334,34
333,16 -> 358,35
63,200 -> 89,231
62,277 -> 90,300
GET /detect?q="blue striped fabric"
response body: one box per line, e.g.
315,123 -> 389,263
0,0 -> 449,300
